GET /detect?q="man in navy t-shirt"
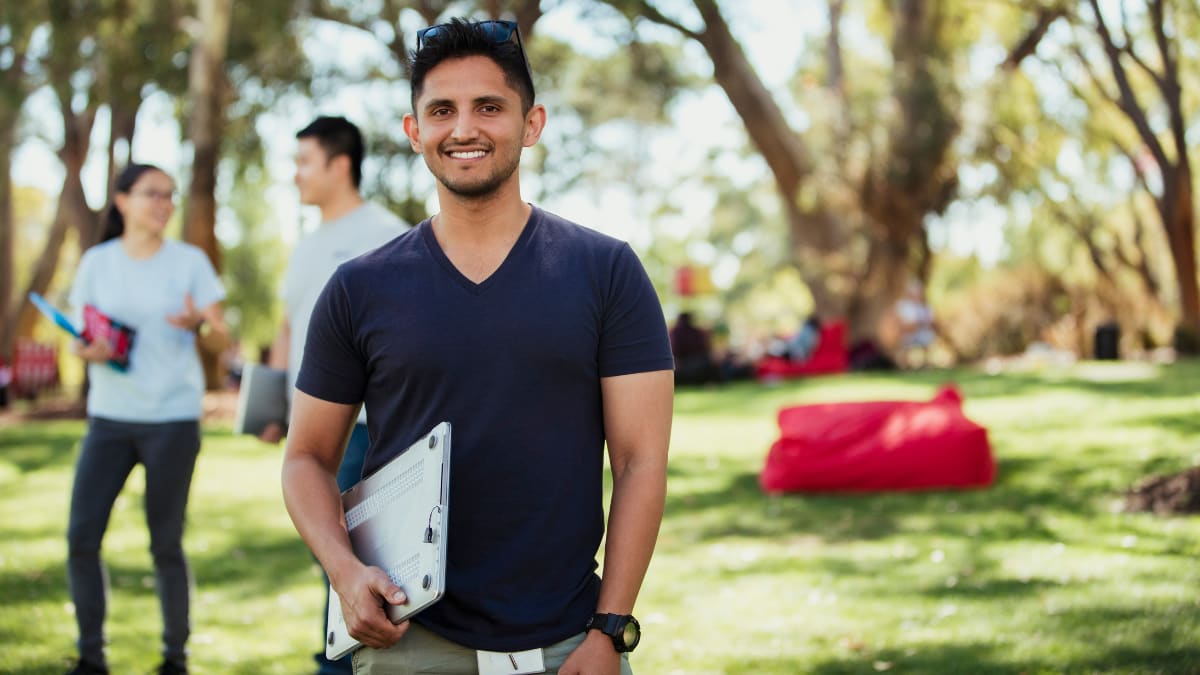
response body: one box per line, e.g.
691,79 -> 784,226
280,18 -> 675,675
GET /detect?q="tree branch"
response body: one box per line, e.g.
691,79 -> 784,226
1085,0 -> 1170,172
1149,0 -> 1187,168
1003,7 -> 1064,71
625,0 -> 701,41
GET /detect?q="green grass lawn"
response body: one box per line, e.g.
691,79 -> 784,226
2,360 -> 1199,674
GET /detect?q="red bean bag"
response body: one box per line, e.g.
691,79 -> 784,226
755,321 -> 849,379
760,385 -> 995,493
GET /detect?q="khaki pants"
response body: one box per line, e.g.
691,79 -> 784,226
352,623 -> 634,675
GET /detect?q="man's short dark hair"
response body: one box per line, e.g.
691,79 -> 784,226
408,18 -> 536,115
296,116 -> 365,188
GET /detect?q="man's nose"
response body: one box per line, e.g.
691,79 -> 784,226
451,113 -> 479,141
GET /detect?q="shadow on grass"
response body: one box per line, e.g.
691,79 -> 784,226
0,529 -> 311,608
0,423 -> 81,475
725,603 -> 1200,675
795,638 -> 1200,675
664,455 -> 1102,546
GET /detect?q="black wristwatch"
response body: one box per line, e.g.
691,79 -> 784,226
587,613 -> 640,653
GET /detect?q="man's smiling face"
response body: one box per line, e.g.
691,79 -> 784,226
405,55 -> 538,199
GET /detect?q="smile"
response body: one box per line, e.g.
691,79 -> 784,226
448,150 -> 487,159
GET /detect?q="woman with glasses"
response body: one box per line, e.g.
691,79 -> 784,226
64,163 -> 227,675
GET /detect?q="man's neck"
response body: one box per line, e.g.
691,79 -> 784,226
319,190 -> 365,225
432,183 -> 530,247
429,183 -> 532,284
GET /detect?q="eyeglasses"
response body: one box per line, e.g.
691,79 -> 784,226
130,189 -> 178,203
416,20 -> 534,95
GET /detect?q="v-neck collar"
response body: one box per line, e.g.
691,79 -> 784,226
420,207 -> 540,295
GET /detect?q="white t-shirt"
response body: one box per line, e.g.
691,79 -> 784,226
281,202 -> 406,420
69,238 -> 226,422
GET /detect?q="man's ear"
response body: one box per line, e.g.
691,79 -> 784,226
522,104 -> 547,148
403,114 -> 422,152
328,153 -> 352,181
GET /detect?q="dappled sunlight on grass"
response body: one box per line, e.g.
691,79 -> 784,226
1,360 -> 1198,672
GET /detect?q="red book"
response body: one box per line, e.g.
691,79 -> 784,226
82,304 -> 136,371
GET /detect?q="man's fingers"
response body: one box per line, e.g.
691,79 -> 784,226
369,569 -> 407,608
341,567 -> 412,648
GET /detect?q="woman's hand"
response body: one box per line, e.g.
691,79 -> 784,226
166,293 -> 206,332
74,336 -> 113,364
168,294 -> 230,354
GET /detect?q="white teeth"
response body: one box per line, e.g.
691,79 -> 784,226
449,150 -> 486,159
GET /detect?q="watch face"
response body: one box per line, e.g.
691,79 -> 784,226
622,617 -> 641,651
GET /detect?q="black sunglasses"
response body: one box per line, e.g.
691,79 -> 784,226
416,20 -> 534,93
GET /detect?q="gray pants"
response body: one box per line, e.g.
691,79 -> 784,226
67,417 -> 201,667
353,623 -> 634,674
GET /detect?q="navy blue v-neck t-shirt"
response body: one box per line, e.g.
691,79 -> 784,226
296,206 -> 674,651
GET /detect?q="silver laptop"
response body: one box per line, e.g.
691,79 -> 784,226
326,421 -> 452,661
232,363 -> 287,436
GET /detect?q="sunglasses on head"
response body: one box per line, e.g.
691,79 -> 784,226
416,19 -> 534,92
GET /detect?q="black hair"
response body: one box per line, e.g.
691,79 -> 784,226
408,18 -> 536,115
295,116 -> 365,188
101,163 -> 168,244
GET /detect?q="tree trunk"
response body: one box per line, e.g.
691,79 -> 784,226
1084,0 -> 1199,353
0,116 -> 15,359
685,0 -> 849,320
9,105 -> 98,343
1162,168 -> 1199,350
183,0 -> 230,269
106,101 -> 139,205
184,0 -> 233,389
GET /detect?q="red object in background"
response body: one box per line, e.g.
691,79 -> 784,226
11,340 -> 59,397
675,265 -> 695,296
755,320 -> 849,379
760,385 -> 995,493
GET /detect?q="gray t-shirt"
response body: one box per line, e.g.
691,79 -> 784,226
281,202 -> 406,419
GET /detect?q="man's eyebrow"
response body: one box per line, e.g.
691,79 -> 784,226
473,95 -> 508,107
423,97 -> 455,112
422,95 -> 511,113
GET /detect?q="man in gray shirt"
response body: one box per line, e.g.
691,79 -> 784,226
262,115 -> 406,675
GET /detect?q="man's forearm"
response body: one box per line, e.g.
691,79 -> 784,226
281,454 -> 363,585
595,455 -> 667,614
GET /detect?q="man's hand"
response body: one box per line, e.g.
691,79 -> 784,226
258,421 -> 285,444
558,631 -> 621,675
337,564 -> 411,649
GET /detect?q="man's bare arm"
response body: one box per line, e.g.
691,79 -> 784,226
281,390 -> 410,648
561,369 -> 673,674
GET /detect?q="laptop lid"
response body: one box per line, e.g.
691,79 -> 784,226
326,421 -> 452,661
232,363 -> 287,436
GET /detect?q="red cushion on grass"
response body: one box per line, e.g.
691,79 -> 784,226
755,321 -> 849,379
760,385 -> 995,493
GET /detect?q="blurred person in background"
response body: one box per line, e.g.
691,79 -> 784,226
65,163 -> 227,675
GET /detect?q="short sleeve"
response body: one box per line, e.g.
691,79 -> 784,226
295,271 -> 368,404
597,244 -> 674,378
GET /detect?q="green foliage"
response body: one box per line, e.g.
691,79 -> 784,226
3,362 -> 1200,672
218,166 -> 286,353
